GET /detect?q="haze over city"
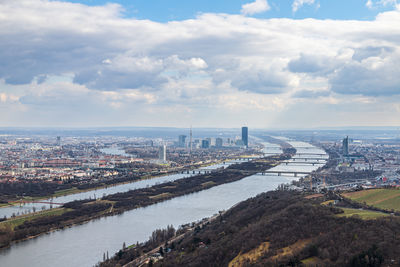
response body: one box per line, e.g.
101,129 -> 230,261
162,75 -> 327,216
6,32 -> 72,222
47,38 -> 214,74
1,0 -> 400,128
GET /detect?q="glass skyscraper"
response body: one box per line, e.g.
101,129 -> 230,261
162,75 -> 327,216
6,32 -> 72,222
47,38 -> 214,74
242,127 -> 248,148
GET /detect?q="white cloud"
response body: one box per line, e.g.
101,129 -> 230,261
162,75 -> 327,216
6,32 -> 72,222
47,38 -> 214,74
292,0 -> 315,13
241,0 -> 270,15
1,1 -> 400,127
366,0 -> 398,9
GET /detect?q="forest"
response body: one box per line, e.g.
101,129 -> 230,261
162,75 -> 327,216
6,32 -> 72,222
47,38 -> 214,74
155,191 -> 400,266
103,191 -> 400,267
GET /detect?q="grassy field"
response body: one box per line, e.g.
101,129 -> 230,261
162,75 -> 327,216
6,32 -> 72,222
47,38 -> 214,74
229,242 -> 270,267
201,181 -> 216,187
0,208 -> 71,229
52,187 -> 81,198
336,208 -> 389,220
149,192 -> 172,200
342,188 -> 400,212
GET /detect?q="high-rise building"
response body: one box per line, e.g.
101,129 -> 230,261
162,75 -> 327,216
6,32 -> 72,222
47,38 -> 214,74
201,139 -> 210,149
159,145 -> 167,161
206,137 -> 213,146
242,127 -> 248,147
342,136 -> 349,156
56,136 -> 61,146
189,126 -> 193,154
216,138 -> 223,148
178,135 -> 186,148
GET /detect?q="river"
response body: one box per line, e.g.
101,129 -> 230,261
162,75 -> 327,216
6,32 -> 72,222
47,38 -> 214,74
0,141 -> 327,267
0,150 -> 241,219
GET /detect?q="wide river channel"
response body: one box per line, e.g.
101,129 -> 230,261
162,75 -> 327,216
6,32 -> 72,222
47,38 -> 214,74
0,141 -> 327,267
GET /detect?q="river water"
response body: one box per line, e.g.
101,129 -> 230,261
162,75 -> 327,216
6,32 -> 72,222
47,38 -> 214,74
0,152 -> 239,219
0,141 -> 327,267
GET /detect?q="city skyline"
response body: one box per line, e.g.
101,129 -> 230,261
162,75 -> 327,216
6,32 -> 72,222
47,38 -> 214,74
1,0 -> 400,128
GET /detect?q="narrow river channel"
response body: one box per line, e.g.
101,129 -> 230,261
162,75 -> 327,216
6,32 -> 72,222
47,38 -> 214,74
0,141 -> 327,267
0,152 -> 242,219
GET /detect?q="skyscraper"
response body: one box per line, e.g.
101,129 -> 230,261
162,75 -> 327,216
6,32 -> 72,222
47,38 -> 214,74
189,126 -> 192,154
342,136 -> 349,156
159,145 -> 166,161
216,137 -> 223,148
242,127 -> 248,148
201,139 -> 210,149
178,135 -> 186,148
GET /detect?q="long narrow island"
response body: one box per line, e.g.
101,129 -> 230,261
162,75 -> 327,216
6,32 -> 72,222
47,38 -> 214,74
0,148 -> 295,249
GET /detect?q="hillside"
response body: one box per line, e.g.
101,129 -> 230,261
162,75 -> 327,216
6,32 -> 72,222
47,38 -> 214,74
153,191 -> 400,266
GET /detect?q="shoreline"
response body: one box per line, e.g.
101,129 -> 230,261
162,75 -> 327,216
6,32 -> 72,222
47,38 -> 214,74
0,155 -> 249,211
0,153 -> 289,250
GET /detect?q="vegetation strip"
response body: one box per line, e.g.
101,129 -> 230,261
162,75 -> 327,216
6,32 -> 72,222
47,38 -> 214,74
0,155 -> 247,206
0,152 -> 292,249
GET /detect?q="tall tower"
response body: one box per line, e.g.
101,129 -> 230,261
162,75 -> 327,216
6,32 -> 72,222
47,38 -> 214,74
242,127 -> 248,148
178,135 -> 186,148
158,145 -> 166,162
342,136 -> 349,156
189,126 -> 193,154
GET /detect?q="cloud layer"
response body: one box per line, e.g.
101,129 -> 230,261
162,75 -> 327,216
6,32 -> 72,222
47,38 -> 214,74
0,0 -> 399,127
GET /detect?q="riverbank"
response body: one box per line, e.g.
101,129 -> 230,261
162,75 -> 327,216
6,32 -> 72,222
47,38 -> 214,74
1,154 -> 256,211
0,153 -> 291,249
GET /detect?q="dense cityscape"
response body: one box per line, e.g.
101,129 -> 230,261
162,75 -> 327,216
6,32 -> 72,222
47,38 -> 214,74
2,0 -> 400,266
0,127 -> 399,267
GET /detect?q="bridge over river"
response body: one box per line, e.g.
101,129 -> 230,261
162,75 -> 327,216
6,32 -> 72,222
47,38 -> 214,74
260,170 -> 313,177
13,200 -> 64,206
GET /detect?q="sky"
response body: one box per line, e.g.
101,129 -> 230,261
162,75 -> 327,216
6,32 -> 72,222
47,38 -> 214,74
0,0 -> 400,129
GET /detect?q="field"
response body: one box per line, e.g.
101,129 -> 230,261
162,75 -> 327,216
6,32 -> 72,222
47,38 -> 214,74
336,208 -> 389,220
342,188 -> 400,212
229,242 -> 270,267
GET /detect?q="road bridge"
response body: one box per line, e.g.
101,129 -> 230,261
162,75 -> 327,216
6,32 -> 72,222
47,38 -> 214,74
260,170 -> 312,177
282,161 -> 326,166
263,146 -> 316,150
263,152 -> 327,157
18,201 -> 64,205
295,153 -> 327,156
291,157 -> 328,161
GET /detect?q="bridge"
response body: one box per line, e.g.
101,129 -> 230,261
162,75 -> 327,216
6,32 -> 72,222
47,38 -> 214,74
260,170 -> 313,177
291,157 -> 328,161
295,153 -> 327,156
263,146 -> 316,150
282,161 -> 326,166
17,200 -> 64,205
263,152 -> 327,157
